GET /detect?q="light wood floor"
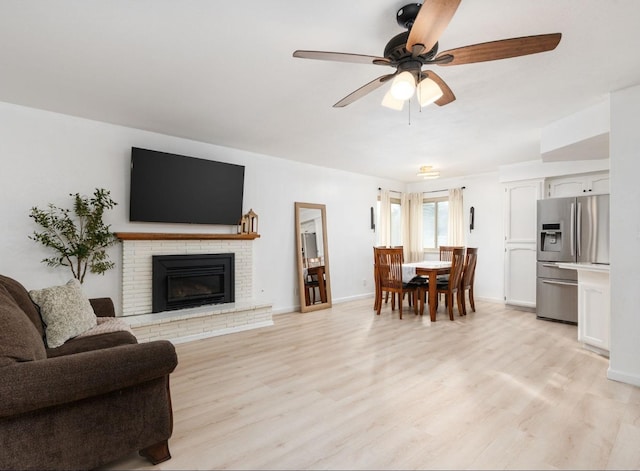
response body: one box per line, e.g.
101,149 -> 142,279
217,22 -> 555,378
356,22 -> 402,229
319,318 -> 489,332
102,298 -> 640,470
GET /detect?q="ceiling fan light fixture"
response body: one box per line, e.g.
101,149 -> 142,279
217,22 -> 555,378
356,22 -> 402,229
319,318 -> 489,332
390,71 -> 416,100
417,77 -> 444,107
381,90 -> 405,110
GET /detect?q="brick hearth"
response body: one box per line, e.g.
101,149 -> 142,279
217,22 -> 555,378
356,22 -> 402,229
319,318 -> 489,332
116,233 -> 272,343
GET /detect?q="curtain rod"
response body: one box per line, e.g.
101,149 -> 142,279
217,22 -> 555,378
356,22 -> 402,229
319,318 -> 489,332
423,186 -> 465,194
378,186 -> 465,194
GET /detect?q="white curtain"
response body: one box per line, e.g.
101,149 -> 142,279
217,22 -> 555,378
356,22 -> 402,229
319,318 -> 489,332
401,192 -> 424,262
448,187 -> 465,245
378,189 -> 392,247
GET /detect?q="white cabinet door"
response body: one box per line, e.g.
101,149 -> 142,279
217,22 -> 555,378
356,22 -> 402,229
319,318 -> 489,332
589,174 -> 610,194
504,244 -> 537,307
548,178 -> 585,197
504,180 -> 541,242
504,180 -> 542,307
546,172 -> 609,197
578,271 -> 610,353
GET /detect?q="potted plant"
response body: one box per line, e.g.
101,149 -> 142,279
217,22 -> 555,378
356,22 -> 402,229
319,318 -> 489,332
29,188 -> 118,283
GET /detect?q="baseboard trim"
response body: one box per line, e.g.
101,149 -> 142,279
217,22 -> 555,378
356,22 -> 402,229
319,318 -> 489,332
607,367 -> 640,387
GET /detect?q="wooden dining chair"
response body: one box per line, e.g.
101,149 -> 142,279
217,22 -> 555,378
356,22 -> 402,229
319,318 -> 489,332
461,247 -> 478,315
373,246 -> 399,312
374,247 -> 418,319
437,245 -> 464,300
433,247 -> 465,320
373,246 -> 383,311
439,245 -> 464,262
304,265 -> 326,306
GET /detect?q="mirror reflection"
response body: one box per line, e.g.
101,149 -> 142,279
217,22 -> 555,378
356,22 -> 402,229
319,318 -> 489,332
295,202 -> 331,312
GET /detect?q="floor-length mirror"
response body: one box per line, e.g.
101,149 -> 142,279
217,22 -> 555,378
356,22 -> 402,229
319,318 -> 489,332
295,202 -> 332,312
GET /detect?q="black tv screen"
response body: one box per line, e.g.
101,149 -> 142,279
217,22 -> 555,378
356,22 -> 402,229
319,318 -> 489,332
129,147 -> 245,225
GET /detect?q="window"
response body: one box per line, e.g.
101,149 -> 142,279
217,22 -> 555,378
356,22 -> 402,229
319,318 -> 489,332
390,199 -> 402,246
377,195 -> 449,249
376,198 -> 402,246
423,197 -> 448,249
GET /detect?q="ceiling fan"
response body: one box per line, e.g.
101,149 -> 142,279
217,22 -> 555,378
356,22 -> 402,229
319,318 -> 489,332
293,1 -> 561,110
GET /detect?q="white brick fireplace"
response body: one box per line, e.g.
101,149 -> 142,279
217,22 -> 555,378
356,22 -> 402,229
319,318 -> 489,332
116,233 -> 272,343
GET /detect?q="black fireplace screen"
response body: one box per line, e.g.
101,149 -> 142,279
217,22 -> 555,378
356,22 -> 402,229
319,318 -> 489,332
152,254 -> 234,312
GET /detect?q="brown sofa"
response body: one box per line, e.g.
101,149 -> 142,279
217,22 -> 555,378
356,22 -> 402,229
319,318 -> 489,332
0,274 -> 178,470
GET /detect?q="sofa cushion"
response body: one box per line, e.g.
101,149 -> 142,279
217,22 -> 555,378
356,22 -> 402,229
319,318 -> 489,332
77,317 -> 134,338
46,330 -> 138,358
29,279 -> 97,348
0,274 -> 45,339
47,317 -> 136,359
0,284 -> 47,367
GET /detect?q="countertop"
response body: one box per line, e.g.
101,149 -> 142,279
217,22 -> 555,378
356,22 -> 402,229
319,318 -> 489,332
557,262 -> 610,273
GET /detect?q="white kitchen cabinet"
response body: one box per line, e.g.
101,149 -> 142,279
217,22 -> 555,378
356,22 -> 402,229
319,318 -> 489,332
504,244 -> 537,307
558,263 -> 610,356
503,179 -> 542,306
546,172 -> 609,198
579,271 -> 610,354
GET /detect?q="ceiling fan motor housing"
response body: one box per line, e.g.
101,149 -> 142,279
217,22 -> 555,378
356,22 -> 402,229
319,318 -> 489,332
384,31 -> 438,63
396,3 -> 422,29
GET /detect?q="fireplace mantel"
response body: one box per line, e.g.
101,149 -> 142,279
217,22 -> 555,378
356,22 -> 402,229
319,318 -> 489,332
115,232 -> 260,241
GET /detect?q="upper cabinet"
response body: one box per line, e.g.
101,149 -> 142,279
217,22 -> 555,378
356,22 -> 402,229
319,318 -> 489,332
504,179 -> 543,243
546,172 -> 609,198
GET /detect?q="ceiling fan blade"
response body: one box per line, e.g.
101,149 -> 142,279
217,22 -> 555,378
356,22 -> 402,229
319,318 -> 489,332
422,70 -> 456,106
333,74 -> 396,108
434,33 -> 562,66
406,0 -> 462,56
293,50 -> 390,66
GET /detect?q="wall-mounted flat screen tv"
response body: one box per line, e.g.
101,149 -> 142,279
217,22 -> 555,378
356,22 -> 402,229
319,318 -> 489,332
129,147 -> 245,225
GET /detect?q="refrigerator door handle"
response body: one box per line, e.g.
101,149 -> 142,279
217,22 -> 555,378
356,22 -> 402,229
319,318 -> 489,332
542,279 -> 578,287
570,203 -> 576,257
576,202 -> 582,257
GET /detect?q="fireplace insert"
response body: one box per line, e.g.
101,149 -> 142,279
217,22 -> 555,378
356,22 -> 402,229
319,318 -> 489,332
152,253 -> 234,312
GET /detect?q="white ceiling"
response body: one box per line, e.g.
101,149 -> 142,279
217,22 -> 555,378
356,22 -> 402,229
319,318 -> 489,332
1,1 -> 639,182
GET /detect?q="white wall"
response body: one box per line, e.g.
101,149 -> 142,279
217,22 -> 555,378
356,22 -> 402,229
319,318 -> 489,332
406,172 -> 505,303
0,101 -> 400,314
608,83 -> 640,386
540,98 -> 610,161
498,159 -> 609,183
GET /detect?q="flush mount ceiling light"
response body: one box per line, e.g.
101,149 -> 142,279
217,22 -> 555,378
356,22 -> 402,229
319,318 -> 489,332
417,165 -> 440,179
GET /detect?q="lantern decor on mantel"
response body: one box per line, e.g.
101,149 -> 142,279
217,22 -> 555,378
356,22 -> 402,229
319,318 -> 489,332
237,209 -> 258,235
246,209 -> 258,234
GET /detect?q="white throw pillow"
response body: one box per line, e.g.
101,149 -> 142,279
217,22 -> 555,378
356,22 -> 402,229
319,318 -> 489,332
29,279 -> 97,348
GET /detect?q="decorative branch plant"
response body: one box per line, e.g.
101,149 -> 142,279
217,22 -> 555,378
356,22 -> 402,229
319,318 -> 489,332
29,188 -> 118,283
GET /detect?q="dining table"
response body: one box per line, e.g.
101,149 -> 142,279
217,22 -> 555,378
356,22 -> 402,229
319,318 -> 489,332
402,260 -> 452,322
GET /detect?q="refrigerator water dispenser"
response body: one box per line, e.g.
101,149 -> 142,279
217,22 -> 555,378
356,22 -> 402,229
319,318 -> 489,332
541,223 -> 562,253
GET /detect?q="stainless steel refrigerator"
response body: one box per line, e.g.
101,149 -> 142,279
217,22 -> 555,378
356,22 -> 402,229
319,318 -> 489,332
536,194 -> 610,324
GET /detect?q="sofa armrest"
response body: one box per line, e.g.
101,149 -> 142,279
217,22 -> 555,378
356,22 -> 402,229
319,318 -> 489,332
0,340 -> 177,418
89,297 -> 115,317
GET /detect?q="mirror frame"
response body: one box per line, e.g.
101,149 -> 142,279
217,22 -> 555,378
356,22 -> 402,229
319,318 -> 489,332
295,202 -> 332,312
